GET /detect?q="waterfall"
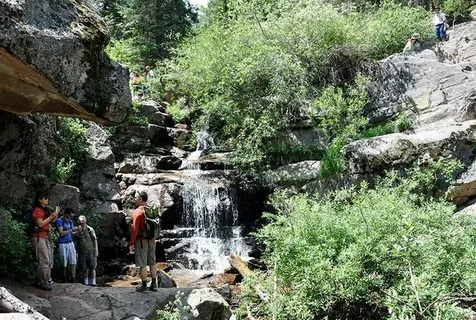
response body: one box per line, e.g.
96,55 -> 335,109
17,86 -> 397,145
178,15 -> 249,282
175,119 -> 250,271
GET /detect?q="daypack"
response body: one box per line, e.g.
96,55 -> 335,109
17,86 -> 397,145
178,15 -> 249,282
24,207 -> 50,236
24,208 -> 37,236
142,205 -> 161,240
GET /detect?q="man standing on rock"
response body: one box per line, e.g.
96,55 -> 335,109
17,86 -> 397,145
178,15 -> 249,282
433,6 -> 447,42
56,208 -> 79,282
31,192 -> 60,291
76,215 -> 98,286
129,191 -> 158,292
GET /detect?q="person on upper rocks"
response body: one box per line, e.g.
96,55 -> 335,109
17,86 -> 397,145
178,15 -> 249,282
129,191 -> 158,292
31,192 -> 60,291
56,208 -> 79,282
403,33 -> 421,53
433,6 -> 447,42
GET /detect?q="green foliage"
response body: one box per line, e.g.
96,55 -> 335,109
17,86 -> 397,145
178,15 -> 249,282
58,118 -> 89,183
103,0 -> 198,67
442,0 -> 475,23
166,101 -> 191,124
48,158 -> 76,184
319,137 -> 346,178
0,209 -> 35,283
311,75 -> 369,140
359,113 -> 412,139
161,0 -> 431,169
241,160 -> 475,319
152,292 -> 191,320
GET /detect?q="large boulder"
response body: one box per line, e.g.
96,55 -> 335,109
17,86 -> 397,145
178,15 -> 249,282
0,0 -> 131,123
186,288 -> 232,320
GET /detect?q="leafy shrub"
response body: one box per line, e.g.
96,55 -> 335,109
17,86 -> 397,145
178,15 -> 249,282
442,0 -> 475,25
0,209 -> 35,283
48,158 -> 76,184
58,117 -> 89,184
359,113 -> 412,139
152,292 -> 191,320
160,1 -> 431,169
239,160 -> 475,319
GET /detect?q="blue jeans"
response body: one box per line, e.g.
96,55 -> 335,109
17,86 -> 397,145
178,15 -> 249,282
435,23 -> 446,41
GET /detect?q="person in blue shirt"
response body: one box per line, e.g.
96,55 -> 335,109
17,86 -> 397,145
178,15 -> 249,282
56,208 -> 78,282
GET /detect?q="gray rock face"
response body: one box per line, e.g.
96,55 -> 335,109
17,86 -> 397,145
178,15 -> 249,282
0,280 -> 233,320
265,160 -> 321,186
369,49 -> 476,127
81,122 -> 119,202
344,23 -> 476,205
186,288 -> 232,320
0,0 -> 131,123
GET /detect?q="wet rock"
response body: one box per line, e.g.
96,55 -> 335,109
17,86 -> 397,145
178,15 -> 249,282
167,127 -> 193,151
117,154 -> 182,173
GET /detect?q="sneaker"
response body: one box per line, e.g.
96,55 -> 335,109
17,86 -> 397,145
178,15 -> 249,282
136,284 -> 148,292
148,283 -> 157,292
47,279 -> 54,285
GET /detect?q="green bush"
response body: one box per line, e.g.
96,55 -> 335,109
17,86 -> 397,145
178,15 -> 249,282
160,1 -> 431,169
0,209 -> 35,283
48,158 -> 76,184
240,160 -> 476,319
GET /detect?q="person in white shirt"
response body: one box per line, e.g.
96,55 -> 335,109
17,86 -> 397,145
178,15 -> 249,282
433,7 -> 447,41
403,33 -> 421,53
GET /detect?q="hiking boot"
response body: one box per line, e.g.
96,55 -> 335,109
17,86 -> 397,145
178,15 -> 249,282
148,283 -> 157,292
41,284 -> 52,291
136,284 -> 148,292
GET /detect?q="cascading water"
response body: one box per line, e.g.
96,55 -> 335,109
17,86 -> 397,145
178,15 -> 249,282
175,120 -> 252,271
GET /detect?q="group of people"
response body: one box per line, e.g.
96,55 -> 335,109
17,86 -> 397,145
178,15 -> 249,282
30,192 -> 98,291
403,6 -> 449,53
130,65 -> 155,100
30,191 -> 159,293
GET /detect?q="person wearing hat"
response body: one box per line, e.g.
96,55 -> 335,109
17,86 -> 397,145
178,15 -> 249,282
403,33 -> 421,53
76,215 -> 98,286
56,207 -> 79,282
433,6 -> 447,42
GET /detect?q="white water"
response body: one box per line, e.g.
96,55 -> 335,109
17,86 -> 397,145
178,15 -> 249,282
178,121 -> 250,271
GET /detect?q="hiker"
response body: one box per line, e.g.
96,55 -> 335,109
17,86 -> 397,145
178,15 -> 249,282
403,33 -> 421,53
56,208 -> 79,282
130,71 -> 142,98
31,192 -> 60,291
433,6 -> 447,41
129,191 -> 158,292
76,215 -> 98,286
144,66 -> 155,82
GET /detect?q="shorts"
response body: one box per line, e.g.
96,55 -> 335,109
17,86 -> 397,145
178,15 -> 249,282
79,252 -> 97,270
134,238 -> 156,268
58,242 -> 77,267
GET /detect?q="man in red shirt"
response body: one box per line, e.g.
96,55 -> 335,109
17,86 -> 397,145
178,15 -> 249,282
31,192 -> 61,291
129,191 -> 158,292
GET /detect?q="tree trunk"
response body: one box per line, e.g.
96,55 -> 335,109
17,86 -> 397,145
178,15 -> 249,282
0,287 -> 49,320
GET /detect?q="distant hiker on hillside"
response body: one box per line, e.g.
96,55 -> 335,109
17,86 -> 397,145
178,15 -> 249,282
76,215 -> 98,286
403,33 -> 421,53
129,191 -> 158,292
30,192 -> 60,291
56,208 -> 79,282
433,6 -> 447,41
130,71 -> 143,98
144,66 -> 155,82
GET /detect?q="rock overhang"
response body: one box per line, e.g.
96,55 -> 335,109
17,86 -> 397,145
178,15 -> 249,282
0,0 -> 131,124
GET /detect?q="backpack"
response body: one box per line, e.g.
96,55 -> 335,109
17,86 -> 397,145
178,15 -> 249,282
142,205 -> 161,240
24,208 -> 37,236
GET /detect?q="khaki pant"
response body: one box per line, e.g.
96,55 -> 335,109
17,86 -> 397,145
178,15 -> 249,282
31,237 -> 51,286
134,238 -> 156,268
